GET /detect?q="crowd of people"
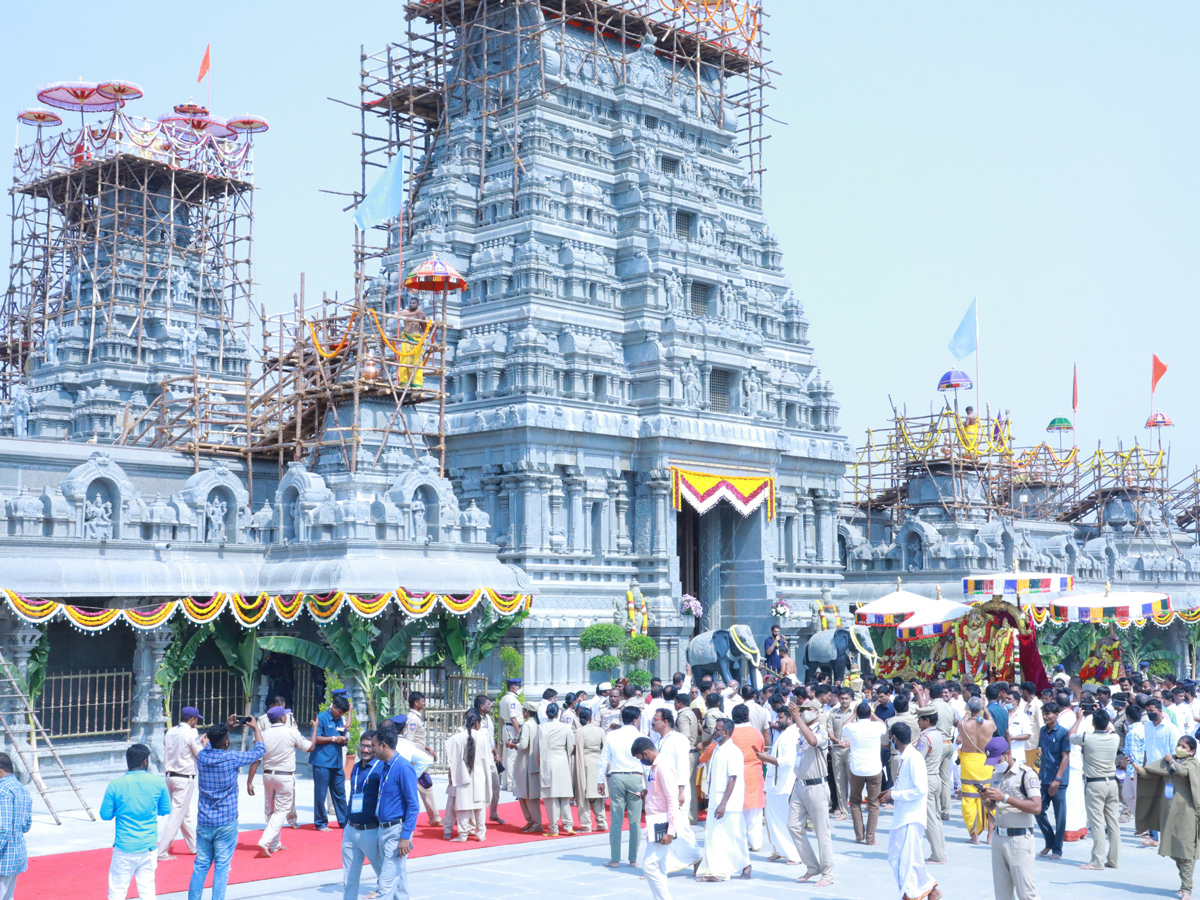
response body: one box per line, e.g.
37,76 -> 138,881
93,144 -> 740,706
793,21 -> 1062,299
0,654 -> 1196,900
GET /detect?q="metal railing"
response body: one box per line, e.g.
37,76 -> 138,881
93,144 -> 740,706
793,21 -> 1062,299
170,666 -> 246,725
389,668 -> 487,711
35,669 -> 132,739
422,708 -> 473,773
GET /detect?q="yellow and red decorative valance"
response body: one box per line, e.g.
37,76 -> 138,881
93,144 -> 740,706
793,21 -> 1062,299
3,587 -> 532,634
670,467 -> 776,520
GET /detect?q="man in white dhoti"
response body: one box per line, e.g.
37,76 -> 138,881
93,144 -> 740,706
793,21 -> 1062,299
881,722 -> 942,900
696,719 -> 751,882
634,736 -> 701,899
756,705 -> 801,865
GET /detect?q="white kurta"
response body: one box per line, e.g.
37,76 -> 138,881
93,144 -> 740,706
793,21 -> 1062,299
888,745 -> 936,900
698,740 -> 749,879
765,725 -> 800,863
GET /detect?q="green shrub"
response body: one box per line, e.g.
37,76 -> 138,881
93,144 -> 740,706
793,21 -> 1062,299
587,654 -> 620,674
619,634 -> 659,666
499,646 -> 524,681
580,623 -> 627,653
626,668 -> 653,689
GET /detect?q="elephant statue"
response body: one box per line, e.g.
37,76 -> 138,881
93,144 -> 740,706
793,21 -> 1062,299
687,624 -> 763,690
801,625 -> 878,683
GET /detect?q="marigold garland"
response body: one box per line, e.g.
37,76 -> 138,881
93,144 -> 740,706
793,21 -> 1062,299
2,586 -> 533,633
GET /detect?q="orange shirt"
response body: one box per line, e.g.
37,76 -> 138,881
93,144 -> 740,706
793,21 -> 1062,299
730,723 -> 765,809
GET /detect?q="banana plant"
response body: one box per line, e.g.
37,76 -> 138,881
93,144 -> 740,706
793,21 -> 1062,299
419,606 -> 530,703
259,615 -> 429,728
211,619 -> 264,739
1185,621 -> 1200,678
155,618 -> 214,718
1119,625 -> 1179,676
1037,623 -> 1097,670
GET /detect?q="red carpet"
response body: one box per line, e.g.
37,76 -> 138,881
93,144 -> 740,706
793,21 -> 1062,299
20,801 -> 619,900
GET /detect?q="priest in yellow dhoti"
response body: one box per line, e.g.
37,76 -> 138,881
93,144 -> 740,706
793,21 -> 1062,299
957,697 -> 996,842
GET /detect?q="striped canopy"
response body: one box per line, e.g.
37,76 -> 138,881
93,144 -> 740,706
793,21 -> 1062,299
896,597 -> 972,641
36,80 -> 117,113
404,255 -> 467,293
963,573 -> 1073,597
1040,590 -> 1170,624
1145,412 -> 1173,429
855,584 -> 934,626
17,108 -> 62,127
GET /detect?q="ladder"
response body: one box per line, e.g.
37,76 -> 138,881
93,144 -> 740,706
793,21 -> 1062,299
0,650 -> 95,824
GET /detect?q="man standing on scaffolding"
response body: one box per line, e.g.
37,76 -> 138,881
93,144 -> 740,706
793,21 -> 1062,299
398,294 -> 427,390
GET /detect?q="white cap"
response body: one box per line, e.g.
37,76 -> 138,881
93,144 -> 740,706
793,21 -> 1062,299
598,682 -> 613,692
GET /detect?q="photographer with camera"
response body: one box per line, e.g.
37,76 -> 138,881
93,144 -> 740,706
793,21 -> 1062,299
187,716 -> 264,900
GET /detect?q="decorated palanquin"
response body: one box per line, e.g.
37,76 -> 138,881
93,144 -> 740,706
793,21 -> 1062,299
1079,633 -> 1121,683
877,643 -> 918,679
957,598 -> 1028,684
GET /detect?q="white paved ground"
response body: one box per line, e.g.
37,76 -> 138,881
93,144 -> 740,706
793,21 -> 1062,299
26,775 -> 1181,900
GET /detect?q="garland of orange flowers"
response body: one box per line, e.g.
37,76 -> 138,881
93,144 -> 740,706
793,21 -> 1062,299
3,586 -> 533,633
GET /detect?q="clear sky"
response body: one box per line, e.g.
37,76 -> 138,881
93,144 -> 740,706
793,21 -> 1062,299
2,3 -> 1197,472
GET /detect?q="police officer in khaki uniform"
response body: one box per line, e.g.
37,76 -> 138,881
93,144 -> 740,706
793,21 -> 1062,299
981,736 -> 1043,900
916,705 -> 947,864
828,690 -> 853,819
785,699 -> 834,888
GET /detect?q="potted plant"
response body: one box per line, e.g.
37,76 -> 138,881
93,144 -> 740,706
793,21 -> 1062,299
620,634 -> 659,690
580,623 -> 626,682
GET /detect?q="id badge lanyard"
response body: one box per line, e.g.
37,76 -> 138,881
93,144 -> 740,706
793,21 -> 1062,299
351,760 -> 379,816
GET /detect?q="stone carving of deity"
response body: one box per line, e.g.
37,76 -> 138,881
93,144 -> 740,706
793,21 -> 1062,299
698,217 -> 715,245
743,367 -> 762,415
680,360 -> 702,409
412,497 -> 427,542
43,321 -> 61,366
653,206 -> 671,236
84,492 -> 114,540
206,497 -> 227,543
181,326 -> 199,366
289,500 -> 303,541
10,384 -> 31,438
665,270 -> 684,311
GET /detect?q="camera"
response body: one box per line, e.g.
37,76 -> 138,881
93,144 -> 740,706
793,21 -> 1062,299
238,716 -> 253,725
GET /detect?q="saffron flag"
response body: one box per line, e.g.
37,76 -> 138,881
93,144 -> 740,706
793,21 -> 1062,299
1072,364 -> 1078,412
1152,354 -> 1168,392
354,150 -> 406,230
197,44 -> 211,84
948,298 -> 977,360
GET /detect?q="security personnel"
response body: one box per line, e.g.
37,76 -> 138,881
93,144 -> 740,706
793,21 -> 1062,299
916,705 -> 947,864
499,678 -> 523,792
786,698 -> 834,887
982,737 -> 1043,900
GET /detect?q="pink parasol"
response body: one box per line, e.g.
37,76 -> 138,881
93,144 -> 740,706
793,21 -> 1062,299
159,104 -> 236,143
404,255 -> 468,293
226,114 -> 269,135
17,108 -> 63,127
96,80 -> 144,105
36,81 -> 117,113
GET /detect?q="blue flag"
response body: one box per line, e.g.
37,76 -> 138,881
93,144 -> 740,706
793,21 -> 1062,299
948,299 -> 978,359
354,151 -> 405,230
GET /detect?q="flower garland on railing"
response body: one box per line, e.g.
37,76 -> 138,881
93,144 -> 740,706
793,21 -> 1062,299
3,586 -> 532,634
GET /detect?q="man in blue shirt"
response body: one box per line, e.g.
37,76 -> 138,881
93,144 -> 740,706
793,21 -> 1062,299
0,752 -> 31,900
763,625 -> 786,674
189,718 -> 265,900
1035,702 -> 1070,859
373,726 -> 419,900
311,695 -> 351,831
101,743 -> 170,900
985,683 -> 1010,742
343,730 -> 383,900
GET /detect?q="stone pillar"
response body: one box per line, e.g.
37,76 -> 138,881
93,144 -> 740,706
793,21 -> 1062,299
482,473 -> 501,544
130,626 -> 174,771
548,479 -> 566,553
0,617 -> 43,757
648,470 -> 671,557
565,473 -> 586,552
817,496 -> 837,565
801,497 -> 816,561
615,479 -> 632,554
519,472 -> 538,552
